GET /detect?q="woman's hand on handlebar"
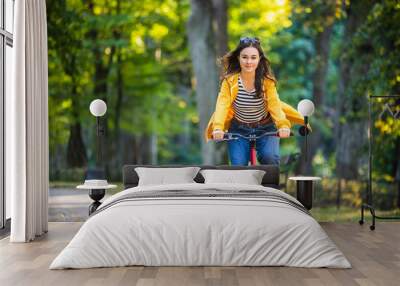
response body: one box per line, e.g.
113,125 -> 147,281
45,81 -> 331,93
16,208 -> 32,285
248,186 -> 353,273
278,128 -> 291,138
212,129 -> 225,140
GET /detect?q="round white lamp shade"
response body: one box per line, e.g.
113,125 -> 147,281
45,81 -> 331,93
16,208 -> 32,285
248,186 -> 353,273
297,99 -> 315,117
89,99 -> 107,117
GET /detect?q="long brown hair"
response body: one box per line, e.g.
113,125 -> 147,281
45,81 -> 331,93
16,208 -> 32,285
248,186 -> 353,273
220,37 -> 276,98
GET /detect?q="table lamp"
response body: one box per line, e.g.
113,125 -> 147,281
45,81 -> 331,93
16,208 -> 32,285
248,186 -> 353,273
89,99 -> 107,166
297,99 -> 315,163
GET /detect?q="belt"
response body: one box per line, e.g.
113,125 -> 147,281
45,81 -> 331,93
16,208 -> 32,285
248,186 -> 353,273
233,115 -> 272,128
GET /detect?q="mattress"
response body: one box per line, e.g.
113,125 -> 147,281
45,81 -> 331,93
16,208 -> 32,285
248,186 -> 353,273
50,183 -> 351,269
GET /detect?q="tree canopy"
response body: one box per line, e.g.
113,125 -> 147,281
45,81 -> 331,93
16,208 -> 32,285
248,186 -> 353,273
47,0 -> 400,210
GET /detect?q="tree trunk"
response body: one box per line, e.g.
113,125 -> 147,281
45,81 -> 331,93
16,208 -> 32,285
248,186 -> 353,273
48,0 -> 88,170
109,0 -> 123,179
336,178 -> 342,210
187,0 -> 219,164
389,86 -> 400,208
93,53 -> 110,172
66,84 -> 87,168
121,133 -> 136,165
85,0 -> 116,175
335,0 -> 375,180
211,0 -> 228,58
397,181 -> 400,209
297,9 -> 334,175
211,0 -> 229,164
395,137 -> 400,208
66,122 -> 87,168
177,85 -> 192,157
107,50 -> 123,179
150,134 -> 158,165
137,135 -> 152,164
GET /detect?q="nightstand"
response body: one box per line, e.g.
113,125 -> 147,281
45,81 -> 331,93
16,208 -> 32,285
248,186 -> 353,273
289,176 -> 321,210
77,180 -> 117,215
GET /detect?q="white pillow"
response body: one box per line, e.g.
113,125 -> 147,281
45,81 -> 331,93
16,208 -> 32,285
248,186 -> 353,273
200,169 -> 266,185
135,167 -> 200,186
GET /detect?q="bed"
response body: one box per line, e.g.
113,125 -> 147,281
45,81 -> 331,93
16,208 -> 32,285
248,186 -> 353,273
50,165 -> 351,269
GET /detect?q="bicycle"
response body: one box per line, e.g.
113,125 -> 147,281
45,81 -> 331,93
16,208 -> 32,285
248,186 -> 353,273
212,130 -> 294,166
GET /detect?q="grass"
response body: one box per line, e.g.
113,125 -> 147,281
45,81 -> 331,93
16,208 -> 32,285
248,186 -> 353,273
49,181 -> 83,188
311,206 -> 400,222
49,181 -> 124,195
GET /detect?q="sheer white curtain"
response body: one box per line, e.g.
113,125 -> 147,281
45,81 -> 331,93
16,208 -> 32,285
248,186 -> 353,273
7,0 -> 49,242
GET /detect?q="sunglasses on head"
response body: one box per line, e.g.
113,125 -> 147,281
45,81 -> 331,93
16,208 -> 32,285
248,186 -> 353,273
239,37 -> 260,45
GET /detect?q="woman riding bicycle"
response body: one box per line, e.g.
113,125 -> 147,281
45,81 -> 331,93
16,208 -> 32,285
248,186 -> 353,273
205,37 -> 306,166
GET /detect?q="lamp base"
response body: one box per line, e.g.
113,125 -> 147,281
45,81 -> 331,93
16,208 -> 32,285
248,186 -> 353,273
296,180 -> 313,210
88,189 -> 105,215
85,168 -> 106,215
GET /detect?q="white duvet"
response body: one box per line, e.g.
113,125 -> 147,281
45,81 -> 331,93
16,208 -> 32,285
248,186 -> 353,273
50,183 -> 351,269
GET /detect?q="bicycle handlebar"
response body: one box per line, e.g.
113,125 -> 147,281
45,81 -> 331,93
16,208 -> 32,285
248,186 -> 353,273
212,130 -> 294,142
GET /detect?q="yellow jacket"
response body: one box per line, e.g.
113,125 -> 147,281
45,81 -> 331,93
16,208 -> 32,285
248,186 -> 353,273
205,73 -> 305,141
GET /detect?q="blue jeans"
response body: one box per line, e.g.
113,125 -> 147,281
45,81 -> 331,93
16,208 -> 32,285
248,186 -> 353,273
227,119 -> 280,166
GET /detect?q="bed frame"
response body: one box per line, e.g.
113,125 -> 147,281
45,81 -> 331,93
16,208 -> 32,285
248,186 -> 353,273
122,165 -> 280,189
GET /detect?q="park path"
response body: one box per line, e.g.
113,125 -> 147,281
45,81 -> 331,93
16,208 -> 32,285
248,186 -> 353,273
48,188 -> 112,222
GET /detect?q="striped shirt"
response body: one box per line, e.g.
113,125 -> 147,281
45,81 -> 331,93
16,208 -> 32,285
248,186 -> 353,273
233,77 -> 268,123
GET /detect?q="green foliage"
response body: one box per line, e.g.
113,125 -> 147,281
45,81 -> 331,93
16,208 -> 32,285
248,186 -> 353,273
345,1 -> 400,181
55,168 -> 86,182
47,0 -> 399,210
47,0 -> 196,167
48,95 -> 71,153
351,1 -> 400,95
228,0 -> 292,46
